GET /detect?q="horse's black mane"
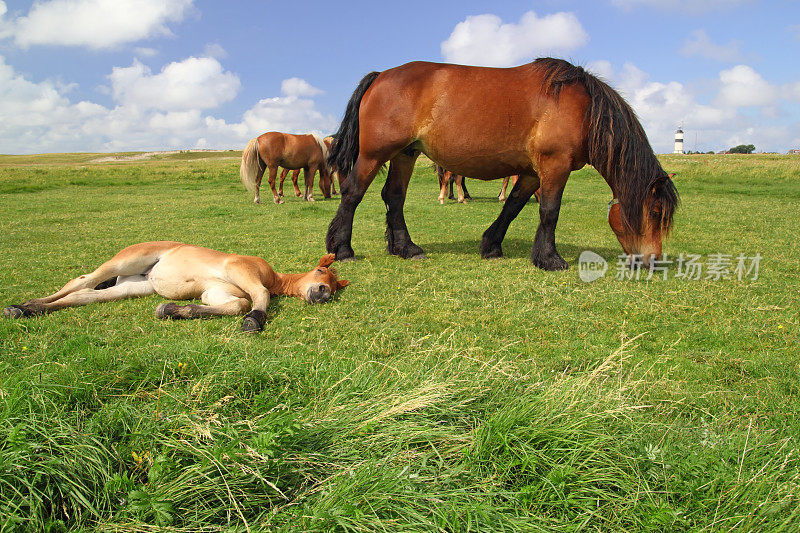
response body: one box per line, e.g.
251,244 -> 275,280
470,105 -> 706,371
533,57 -> 678,234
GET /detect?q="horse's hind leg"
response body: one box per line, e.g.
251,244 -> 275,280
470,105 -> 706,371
382,150 -> 424,259
480,174 -> 540,259
267,166 -> 283,204
292,170 -> 302,197
326,155 -> 387,260
499,176 -> 509,202
278,168 -> 290,198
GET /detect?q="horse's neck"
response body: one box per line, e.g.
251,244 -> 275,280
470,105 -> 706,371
272,272 -> 305,297
311,134 -> 329,167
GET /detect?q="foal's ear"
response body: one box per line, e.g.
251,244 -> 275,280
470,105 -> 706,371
318,254 -> 336,268
337,279 -> 350,290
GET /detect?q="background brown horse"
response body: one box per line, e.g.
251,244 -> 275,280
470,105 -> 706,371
327,58 -> 678,269
240,132 -> 332,204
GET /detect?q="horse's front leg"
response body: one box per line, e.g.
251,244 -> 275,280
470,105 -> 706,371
326,156 -> 386,260
382,150 -> 424,259
531,160 -> 571,270
480,174 -> 540,259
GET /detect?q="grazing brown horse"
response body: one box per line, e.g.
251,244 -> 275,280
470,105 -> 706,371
240,132 -> 333,204
3,242 -> 349,332
327,58 -> 678,269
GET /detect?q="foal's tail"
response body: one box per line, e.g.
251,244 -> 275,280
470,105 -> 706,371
239,138 -> 262,194
327,71 -> 381,181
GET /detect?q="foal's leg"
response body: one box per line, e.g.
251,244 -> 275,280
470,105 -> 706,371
326,155 -> 388,260
382,150 -> 425,259
266,165 -> 283,204
531,158 -> 571,271
292,170 -> 302,197
155,285 -> 250,322
6,276 -> 155,317
278,168 -> 290,198
480,174 -> 540,259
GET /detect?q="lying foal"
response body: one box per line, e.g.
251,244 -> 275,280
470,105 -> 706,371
3,242 -> 350,332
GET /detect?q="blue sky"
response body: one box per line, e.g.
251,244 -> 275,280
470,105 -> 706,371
1,0 -> 799,154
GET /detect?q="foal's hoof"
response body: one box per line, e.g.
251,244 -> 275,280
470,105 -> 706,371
4,305 -> 25,319
240,316 -> 263,333
155,303 -> 179,319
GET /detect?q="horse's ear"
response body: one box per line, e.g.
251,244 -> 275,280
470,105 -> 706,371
318,254 -> 336,268
337,279 -> 350,290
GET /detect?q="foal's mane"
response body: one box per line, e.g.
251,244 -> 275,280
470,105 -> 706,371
533,58 -> 678,234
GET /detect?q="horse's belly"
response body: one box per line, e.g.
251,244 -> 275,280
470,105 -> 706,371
147,263 -> 203,300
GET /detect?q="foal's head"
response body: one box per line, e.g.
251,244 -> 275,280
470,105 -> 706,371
296,254 -> 350,303
609,173 -> 678,267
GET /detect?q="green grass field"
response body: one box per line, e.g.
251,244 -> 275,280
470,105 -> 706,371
1,152 -> 799,531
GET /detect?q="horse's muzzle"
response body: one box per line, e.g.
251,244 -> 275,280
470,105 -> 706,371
306,284 -> 331,304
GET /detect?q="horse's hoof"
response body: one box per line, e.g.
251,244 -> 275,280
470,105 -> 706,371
155,302 -> 179,319
241,317 -> 262,332
410,253 -> 427,260
4,306 -> 24,319
532,254 -> 569,271
482,248 -> 503,259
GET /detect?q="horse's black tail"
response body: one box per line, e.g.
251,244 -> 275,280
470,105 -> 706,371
328,71 -> 381,180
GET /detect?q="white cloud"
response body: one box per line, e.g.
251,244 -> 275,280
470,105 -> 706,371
441,11 -> 588,67
281,77 -> 324,97
680,29 -> 743,62
0,53 -> 336,154
203,43 -> 227,59
717,65 -> 779,107
7,0 -> 193,49
109,56 -> 240,111
134,47 -> 159,58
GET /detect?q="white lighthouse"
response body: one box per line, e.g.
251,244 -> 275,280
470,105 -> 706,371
674,128 -> 684,154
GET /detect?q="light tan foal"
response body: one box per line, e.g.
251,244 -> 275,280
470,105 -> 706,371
3,242 -> 350,332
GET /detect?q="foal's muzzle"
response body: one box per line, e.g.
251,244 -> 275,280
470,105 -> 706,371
306,284 -> 331,303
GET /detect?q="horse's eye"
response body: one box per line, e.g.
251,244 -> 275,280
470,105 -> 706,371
317,268 -> 324,273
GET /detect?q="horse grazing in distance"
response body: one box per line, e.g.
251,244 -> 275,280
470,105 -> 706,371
4,242 -> 350,333
240,132 -> 333,204
327,58 -> 678,269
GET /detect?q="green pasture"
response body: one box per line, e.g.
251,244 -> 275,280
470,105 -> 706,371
0,152 -> 798,531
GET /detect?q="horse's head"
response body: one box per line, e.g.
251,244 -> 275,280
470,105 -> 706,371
609,173 -> 678,268
296,254 -> 350,303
